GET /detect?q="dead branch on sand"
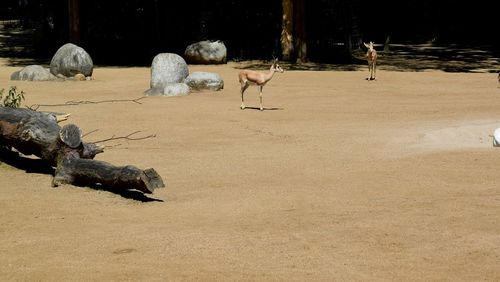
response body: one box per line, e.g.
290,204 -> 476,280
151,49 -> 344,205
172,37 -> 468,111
27,97 -> 147,111
0,106 -> 164,194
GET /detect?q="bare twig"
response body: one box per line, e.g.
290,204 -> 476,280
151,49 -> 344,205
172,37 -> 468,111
28,97 -> 147,111
103,143 -> 122,149
82,129 -> 99,138
90,131 -> 156,144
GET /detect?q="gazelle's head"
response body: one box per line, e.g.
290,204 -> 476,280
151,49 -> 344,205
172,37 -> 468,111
271,59 -> 284,73
363,41 -> 375,51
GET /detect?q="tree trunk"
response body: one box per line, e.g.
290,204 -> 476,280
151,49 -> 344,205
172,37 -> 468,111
68,0 -> 80,43
344,1 -> 363,56
281,0 -> 307,62
153,0 -> 161,43
293,0 -> 307,63
281,0 -> 294,61
0,107 -> 164,194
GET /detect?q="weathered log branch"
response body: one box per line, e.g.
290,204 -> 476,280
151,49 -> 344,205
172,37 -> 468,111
0,106 -> 165,194
53,153 -> 164,194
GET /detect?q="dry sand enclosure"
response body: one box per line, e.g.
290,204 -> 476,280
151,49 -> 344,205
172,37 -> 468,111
1,58 -> 500,280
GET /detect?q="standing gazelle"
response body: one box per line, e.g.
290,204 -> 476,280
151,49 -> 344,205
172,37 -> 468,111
364,41 -> 377,80
238,59 -> 284,111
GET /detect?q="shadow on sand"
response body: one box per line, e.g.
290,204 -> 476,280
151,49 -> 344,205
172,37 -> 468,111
235,44 -> 499,73
242,107 -> 284,111
0,148 -> 163,202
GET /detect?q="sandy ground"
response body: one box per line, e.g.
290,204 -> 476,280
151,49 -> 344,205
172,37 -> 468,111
1,60 -> 500,281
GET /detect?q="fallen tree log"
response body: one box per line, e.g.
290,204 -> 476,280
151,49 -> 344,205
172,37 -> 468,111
0,106 -> 164,194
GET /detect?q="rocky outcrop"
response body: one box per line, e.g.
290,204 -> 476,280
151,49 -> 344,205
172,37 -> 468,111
184,41 -> 227,64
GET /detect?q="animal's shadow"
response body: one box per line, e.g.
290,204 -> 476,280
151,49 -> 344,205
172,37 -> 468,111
0,148 -> 163,202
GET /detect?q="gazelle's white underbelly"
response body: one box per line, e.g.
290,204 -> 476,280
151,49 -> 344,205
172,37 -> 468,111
243,80 -> 266,86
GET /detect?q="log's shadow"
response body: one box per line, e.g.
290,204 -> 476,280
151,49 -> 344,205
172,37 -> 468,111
0,148 -> 55,175
0,148 -> 163,202
242,107 -> 284,111
79,182 -> 164,203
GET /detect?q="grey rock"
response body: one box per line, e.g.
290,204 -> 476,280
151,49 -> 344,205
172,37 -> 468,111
184,40 -> 227,64
11,65 -> 57,81
185,72 -> 224,91
162,83 -> 190,96
50,43 -> 93,77
145,83 -> 190,97
149,53 -> 189,93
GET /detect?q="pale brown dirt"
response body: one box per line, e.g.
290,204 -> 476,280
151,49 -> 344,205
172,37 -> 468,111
1,60 -> 500,281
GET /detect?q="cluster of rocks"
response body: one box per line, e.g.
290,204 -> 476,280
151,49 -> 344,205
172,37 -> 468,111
145,40 -> 227,96
145,53 -> 224,96
11,43 -> 93,81
10,40 -> 228,97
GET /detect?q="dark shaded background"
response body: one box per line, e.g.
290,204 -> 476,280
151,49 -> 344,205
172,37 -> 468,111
0,0 -> 498,65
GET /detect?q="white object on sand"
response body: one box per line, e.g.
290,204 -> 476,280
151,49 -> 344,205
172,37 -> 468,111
493,128 -> 500,147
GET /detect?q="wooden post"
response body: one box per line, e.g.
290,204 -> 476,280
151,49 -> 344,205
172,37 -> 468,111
384,35 -> 391,52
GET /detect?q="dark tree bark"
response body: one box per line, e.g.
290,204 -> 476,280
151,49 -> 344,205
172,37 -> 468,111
293,0 -> 307,63
281,0 -> 307,62
68,0 -> 80,43
344,1 -> 363,56
0,107 -> 164,194
53,154 -> 163,194
281,0 -> 294,61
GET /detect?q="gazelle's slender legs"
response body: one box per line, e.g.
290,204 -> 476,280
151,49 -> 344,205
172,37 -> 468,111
368,62 -> 376,80
259,86 -> 264,111
240,82 -> 249,110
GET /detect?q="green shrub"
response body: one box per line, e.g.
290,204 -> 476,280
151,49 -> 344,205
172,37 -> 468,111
0,86 -> 25,151
0,86 -> 25,108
